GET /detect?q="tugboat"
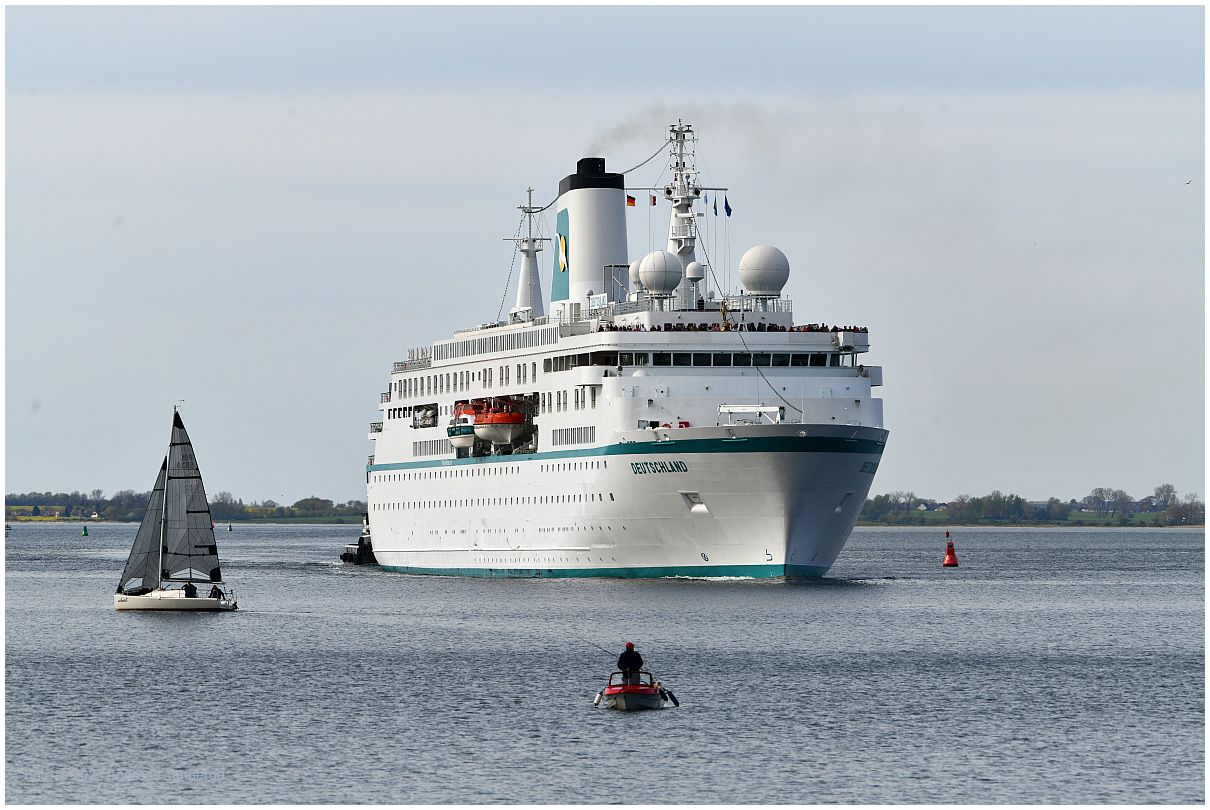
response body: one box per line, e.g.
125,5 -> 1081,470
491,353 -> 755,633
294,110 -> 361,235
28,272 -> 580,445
593,670 -> 679,711
341,515 -> 378,565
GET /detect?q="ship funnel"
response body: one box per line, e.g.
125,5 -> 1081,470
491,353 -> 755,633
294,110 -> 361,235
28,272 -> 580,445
551,157 -> 629,310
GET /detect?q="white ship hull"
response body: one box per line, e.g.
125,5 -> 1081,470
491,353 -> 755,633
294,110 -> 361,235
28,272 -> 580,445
369,424 -> 886,578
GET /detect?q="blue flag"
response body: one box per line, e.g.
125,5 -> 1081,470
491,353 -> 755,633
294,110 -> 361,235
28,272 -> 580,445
724,196 -> 732,217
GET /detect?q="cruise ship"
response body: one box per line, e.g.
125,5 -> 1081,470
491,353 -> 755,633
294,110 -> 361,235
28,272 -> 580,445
365,122 -> 887,578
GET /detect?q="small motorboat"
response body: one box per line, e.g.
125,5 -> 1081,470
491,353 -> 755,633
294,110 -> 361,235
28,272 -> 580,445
594,670 -> 679,711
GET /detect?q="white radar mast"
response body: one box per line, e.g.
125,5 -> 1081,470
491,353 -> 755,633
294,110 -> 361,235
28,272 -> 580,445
506,187 -> 549,320
664,121 -> 704,310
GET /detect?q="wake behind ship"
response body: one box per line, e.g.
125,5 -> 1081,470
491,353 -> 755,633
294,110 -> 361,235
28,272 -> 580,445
366,122 -> 888,578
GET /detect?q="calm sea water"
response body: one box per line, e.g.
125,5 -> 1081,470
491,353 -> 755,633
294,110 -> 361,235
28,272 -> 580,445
5,523 -> 1204,803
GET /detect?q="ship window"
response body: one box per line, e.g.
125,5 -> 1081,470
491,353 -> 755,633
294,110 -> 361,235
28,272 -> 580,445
618,352 -> 633,366
753,353 -> 771,366
653,352 -> 672,366
829,354 -> 842,367
532,362 -> 537,380
733,353 -> 752,366
791,354 -> 809,367
592,351 -> 618,366
673,353 -> 692,367
809,353 -> 827,367
692,353 -> 711,366
772,353 -> 790,367
711,353 -> 731,366
633,353 -> 648,366
544,358 -> 552,373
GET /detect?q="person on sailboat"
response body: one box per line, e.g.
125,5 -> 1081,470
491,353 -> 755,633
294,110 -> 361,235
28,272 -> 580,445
617,642 -> 643,684
208,584 -> 224,600
183,581 -> 197,598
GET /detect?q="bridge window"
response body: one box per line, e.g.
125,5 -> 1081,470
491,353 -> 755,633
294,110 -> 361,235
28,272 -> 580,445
693,353 -> 711,366
772,354 -> 790,367
673,353 -> 692,367
733,353 -> 752,366
753,353 -> 771,366
653,352 -> 672,366
712,353 -> 731,366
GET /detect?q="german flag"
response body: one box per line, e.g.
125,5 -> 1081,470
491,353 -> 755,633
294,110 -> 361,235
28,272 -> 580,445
626,195 -> 636,207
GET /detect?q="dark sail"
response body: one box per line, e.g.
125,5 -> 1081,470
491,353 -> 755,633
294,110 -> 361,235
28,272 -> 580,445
160,411 -> 223,583
116,459 -> 167,593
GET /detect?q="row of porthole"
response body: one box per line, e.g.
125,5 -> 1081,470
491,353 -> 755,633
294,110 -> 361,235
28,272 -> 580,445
417,525 -> 625,535
374,459 -> 605,483
371,492 -> 616,510
476,556 -> 618,565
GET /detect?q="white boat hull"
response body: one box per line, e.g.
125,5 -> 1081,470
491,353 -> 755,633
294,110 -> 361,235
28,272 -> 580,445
473,424 -> 526,445
449,432 -> 476,449
114,590 -> 238,611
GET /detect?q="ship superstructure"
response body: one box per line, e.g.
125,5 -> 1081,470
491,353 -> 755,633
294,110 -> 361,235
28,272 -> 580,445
366,122 -> 887,578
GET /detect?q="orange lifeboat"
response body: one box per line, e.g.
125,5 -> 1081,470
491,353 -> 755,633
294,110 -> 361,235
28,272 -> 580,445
473,398 -> 527,446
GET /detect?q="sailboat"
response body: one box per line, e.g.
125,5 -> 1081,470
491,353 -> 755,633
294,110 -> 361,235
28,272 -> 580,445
114,408 -> 238,611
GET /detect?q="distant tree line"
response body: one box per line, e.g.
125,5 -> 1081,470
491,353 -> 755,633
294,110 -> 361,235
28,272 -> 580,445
5,490 -> 367,523
861,483 -> 1204,526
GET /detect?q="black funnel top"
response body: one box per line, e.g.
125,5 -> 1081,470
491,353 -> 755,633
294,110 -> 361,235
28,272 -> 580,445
559,157 -> 625,195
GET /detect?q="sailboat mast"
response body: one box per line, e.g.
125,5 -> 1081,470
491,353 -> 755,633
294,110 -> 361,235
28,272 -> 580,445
157,408 -> 174,590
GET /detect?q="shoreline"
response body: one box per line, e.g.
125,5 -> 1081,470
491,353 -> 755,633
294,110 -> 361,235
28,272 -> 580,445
6,517 -> 1203,530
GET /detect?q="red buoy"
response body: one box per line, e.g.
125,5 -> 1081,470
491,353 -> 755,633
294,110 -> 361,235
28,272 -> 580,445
943,530 -> 959,567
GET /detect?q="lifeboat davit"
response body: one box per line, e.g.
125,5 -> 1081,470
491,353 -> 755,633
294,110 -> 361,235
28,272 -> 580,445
593,670 -> 679,711
473,399 -> 527,446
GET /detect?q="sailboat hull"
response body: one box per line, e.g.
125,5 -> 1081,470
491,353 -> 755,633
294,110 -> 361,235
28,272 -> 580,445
114,590 -> 237,611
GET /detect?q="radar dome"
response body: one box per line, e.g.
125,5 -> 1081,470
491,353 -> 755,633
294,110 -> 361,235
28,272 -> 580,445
738,244 -> 790,296
638,250 -> 683,295
628,259 -> 643,288
684,261 -> 705,282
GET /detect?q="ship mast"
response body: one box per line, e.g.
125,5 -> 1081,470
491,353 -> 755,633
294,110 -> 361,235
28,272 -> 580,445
505,187 -> 549,319
664,121 -> 703,309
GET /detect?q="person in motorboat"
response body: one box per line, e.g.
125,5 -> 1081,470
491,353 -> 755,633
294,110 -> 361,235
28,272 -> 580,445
617,642 -> 643,684
183,581 -> 197,598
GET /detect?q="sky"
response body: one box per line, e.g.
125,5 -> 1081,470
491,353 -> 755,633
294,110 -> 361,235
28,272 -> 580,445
5,4 -> 1205,506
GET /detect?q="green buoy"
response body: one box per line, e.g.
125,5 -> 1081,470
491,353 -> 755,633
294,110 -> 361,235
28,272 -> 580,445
82,525 -> 89,537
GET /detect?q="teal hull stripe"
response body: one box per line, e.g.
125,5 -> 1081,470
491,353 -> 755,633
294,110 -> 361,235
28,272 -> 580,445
377,562 -> 827,579
368,435 -> 885,472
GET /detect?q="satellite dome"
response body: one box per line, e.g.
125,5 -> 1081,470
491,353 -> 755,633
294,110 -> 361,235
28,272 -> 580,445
684,261 -> 705,282
638,250 -> 683,295
628,259 -> 643,288
738,244 -> 790,296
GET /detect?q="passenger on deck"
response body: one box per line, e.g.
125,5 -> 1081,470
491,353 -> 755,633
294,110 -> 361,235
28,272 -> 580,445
183,581 -> 197,598
209,584 -> 224,600
618,642 -> 644,684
